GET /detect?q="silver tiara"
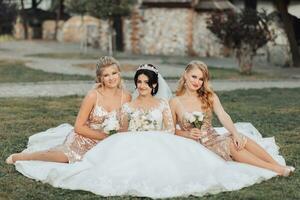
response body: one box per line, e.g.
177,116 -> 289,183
137,64 -> 159,74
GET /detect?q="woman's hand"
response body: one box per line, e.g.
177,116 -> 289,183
232,134 -> 247,151
188,128 -> 202,141
96,131 -> 109,140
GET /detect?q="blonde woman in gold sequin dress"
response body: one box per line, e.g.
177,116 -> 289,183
6,56 -> 131,164
170,60 -> 294,177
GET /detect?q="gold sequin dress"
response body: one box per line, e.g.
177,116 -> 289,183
177,99 -> 233,161
54,91 -> 122,163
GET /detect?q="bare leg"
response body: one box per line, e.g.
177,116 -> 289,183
229,142 -> 285,175
10,150 -> 69,163
244,137 -> 280,165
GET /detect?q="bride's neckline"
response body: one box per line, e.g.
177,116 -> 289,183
126,99 -> 163,113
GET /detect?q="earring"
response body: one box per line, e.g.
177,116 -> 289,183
200,86 -> 205,93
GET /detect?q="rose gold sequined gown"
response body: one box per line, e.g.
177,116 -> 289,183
53,91 -> 122,163
180,111 -> 233,160
176,98 -> 233,160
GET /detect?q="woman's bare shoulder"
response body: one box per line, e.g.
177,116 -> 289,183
83,89 -> 98,101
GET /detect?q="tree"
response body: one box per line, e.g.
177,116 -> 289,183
86,0 -> 136,56
50,0 -> 65,40
244,0 -> 257,10
65,0 -> 88,52
0,0 -> 17,34
31,0 -> 43,9
64,0 -> 87,16
274,0 -> 300,67
207,10 -> 272,74
20,0 -> 28,39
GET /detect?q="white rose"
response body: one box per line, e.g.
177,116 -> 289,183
193,111 -> 204,121
189,115 -> 196,123
184,113 -> 194,123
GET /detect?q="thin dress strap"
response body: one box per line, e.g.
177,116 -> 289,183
176,97 -> 186,113
95,89 -> 101,106
120,90 -> 123,107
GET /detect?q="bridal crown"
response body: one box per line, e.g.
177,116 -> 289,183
137,64 -> 158,74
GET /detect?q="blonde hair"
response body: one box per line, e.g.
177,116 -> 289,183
95,56 -> 123,88
176,60 -> 214,111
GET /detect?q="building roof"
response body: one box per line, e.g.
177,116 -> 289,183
141,0 -> 236,10
196,0 -> 236,11
142,0 -> 193,3
142,0 -> 194,8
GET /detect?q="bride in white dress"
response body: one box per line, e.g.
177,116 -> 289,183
12,64 -> 290,198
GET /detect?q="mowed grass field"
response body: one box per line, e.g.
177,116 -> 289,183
0,88 -> 299,200
0,60 -> 92,83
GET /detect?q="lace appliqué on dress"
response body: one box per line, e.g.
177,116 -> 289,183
120,98 -> 174,134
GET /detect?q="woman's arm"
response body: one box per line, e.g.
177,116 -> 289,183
212,93 -> 239,136
212,93 -> 245,149
74,90 -> 108,140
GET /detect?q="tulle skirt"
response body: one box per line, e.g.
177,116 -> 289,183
15,123 -> 285,198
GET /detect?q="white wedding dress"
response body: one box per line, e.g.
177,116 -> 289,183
15,98 -> 286,198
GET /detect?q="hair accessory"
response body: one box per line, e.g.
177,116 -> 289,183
137,64 -> 158,74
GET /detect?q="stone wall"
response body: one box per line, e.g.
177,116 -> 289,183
24,8 -> 291,67
13,16 -> 34,39
266,19 -> 291,67
141,8 -> 190,55
42,20 -> 64,40
124,8 -> 191,56
123,7 -> 291,67
123,7 -> 143,54
123,8 -> 225,57
254,15 -> 292,67
193,13 -> 225,57
60,15 -> 109,51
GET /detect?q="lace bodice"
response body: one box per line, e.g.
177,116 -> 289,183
121,98 -> 174,133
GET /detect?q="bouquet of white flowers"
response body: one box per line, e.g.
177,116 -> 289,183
102,114 -> 120,135
184,111 -> 204,129
129,111 -> 158,131
184,111 -> 207,143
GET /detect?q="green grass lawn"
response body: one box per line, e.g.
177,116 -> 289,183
0,60 -> 92,83
1,88 -> 299,199
26,52 -> 280,80
0,34 -> 14,42
26,52 -> 100,60
25,52 -> 167,60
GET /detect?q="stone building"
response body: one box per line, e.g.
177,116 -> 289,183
40,0 -> 234,57
14,8 -> 69,40
20,0 -> 296,66
123,0 -> 236,57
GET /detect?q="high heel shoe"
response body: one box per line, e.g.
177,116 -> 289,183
5,154 -> 17,164
282,166 -> 295,177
